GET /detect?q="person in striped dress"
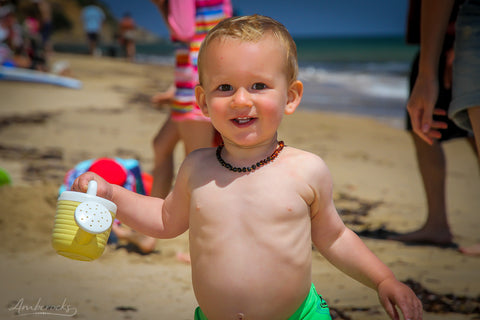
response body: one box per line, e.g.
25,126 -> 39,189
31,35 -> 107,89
150,0 -> 232,199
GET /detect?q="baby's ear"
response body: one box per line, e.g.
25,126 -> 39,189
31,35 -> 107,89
284,80 -> 303,115
195,85 -> 209,117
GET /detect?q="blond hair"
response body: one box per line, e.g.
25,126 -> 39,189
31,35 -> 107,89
197,14 -> 298,85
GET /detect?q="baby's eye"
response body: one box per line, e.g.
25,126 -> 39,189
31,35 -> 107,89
252,83 -> 267,90
218,84 -> 233,92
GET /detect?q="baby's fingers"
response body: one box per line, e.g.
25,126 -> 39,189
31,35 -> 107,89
378,280 -> 423,320
71,172 -> 99,193
381,298 -> 399,320
388,290 -> 422,320
397,295 -> 423,320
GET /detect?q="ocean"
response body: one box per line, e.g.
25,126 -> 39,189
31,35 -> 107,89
59,36 -> 418,128
292,36 -> 417,128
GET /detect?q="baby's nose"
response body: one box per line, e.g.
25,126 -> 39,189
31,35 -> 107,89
231,87 -> 253,108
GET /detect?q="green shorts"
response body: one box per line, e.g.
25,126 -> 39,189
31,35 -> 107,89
194,283 -> 332,320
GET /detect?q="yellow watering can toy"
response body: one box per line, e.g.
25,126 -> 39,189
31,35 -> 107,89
52,180 -> 117,261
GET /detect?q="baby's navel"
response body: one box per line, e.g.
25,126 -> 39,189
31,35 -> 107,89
236,312 -> 245,319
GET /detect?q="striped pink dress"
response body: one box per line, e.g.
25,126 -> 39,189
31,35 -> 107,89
171,0 -> 231,122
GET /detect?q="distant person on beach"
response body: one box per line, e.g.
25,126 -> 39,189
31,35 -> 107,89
406,0 -> 480,256
118,12 -> 136,61
391,0 -> 476,248
0,3 -> 41,69
0,4 -> 28,67
71,15 -> 423,320
22,1 -> 47,71
81,3 -> 105,56
34,0 -> 52,55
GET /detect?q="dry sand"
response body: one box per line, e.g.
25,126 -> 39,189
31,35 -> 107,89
0,53 -> 479,320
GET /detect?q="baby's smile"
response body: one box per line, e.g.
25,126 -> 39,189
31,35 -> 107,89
232,117 -> 256,126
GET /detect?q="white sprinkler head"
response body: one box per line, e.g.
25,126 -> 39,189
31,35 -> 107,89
74,201 -> 113,234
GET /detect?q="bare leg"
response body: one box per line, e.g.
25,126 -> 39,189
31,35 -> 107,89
89,39 -> 98,56
151,116 -> 180,198
112,117 -> 179,254
126,40 -> 136,62
459,106 -> 480,256
111,224 -> 156,254
390,133 -> 453,245
468,106 -> 480,161
88,41 -> 94,55
177,120 -> 214,154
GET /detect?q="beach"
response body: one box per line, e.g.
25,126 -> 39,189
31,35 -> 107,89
0,53 -> 479,319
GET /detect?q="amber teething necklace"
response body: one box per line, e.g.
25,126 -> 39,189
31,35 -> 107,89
216,141 -> 285,173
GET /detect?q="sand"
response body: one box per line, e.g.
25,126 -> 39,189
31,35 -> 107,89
0,53 -> 479,320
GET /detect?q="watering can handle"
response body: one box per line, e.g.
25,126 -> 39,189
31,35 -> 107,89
86,180 -> 97,196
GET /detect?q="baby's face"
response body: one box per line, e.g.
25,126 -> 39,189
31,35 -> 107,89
196,34 -> 299,147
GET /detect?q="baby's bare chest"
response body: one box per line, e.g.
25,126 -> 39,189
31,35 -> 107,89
190,176 -> 312,234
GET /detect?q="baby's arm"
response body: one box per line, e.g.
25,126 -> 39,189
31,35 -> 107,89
308,157 -> 422,320
71,159 -> 191,239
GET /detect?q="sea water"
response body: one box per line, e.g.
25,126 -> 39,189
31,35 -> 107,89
131,36 -> 417,128
294,37 -> 417,128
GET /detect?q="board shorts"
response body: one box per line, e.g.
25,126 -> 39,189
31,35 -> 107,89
406,52 -> 470,141
194,283 -> 332,320
86,32 -> 99,42
449,0 -> 480,133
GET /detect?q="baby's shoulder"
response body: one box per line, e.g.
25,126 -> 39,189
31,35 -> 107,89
183,147 -> 216,166
284,146 -> 327,168
175,147 -> 217,183
283,146 -> 331,181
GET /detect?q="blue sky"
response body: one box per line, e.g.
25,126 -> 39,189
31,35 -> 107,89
101,0 -> 409,38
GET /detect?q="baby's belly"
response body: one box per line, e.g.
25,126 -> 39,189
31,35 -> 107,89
190,242 -> 312,320
188,188 -> 314,319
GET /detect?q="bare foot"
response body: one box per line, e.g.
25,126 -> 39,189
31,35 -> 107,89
133,235 -> 157,254
176,251 -> 191,264
459,243 -> 480,256
388,227 -> 454,247
112,224 -> 157,254
111,223 -> 131,238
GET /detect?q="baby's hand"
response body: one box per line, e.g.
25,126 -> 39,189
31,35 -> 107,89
377,278 -> 423,320
71,172 -> 113,202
